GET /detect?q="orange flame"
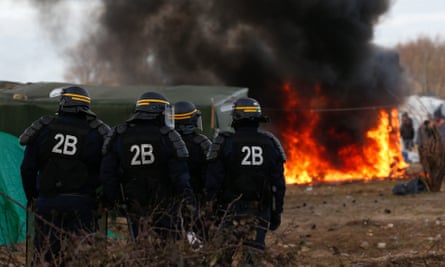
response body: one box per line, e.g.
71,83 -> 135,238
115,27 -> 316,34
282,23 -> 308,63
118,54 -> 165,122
282,84 -> 408,184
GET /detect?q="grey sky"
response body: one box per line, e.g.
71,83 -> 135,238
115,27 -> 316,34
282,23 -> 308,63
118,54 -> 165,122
375,0 -> 445,46
0,0 -> 444,83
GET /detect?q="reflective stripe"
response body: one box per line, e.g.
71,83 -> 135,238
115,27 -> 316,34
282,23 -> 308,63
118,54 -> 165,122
174,109 -> 197,120
137,99 -> 170,106
234,106 -> 261,112
63,93 -> 91,103
71,97 -> 91,103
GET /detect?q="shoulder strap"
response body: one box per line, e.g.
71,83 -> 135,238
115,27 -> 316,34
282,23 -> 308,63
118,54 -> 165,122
102,124 -> 126,155
89,118 -> 111,137
207,131 -> 232,161
161,126 -> 189,158
19,115 -> 55,145
193,134 -> 212,156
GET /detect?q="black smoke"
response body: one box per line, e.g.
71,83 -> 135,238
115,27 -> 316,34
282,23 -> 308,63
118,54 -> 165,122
32,0 -> 411,163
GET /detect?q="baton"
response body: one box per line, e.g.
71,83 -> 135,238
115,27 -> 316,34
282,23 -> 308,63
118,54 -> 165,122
120,184 -> 136,242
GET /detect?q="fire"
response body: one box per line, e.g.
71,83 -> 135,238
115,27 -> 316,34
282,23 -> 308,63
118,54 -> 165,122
282,84 -> 408,184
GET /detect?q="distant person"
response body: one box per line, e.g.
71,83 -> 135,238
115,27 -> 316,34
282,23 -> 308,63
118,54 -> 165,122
400,112 -> 414,151
415,115 -> 434,150
416,119 -> 435,176
19,86 -> 110,265
435,117 -> 445,140
433,104 -> 445,140
419,108 -> 445,192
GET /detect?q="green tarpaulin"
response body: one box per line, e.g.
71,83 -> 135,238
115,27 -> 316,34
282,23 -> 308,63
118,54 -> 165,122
0,131 -> 26,245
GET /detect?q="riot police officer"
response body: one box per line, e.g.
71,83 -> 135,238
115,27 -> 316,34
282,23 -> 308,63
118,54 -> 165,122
101,92 -> 195,240
206,97 -> 286,250
174,101 -> 211,202
20,86 -> 110,264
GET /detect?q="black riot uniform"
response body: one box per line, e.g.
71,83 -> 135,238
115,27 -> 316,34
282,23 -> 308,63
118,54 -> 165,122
206,97 -> 286,250
20,86 -> 110,264
101,92 -> 195,239
174,101 -> 211,202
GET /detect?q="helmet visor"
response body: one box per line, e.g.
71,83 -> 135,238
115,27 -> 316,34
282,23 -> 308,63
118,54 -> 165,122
164,104 -> 175,129
49,87 -> 63,98
196,116 -> 203,131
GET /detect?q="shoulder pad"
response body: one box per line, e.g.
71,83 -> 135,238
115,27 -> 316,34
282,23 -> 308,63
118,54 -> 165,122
41,115 -> 55,124
116,124 -> 128,134
219,131 -> 233,137
207,132 -> 231,161
89,118 -> 111,137
159,126 -> 171,135
162,127 -> 189,158
214,131 -> 232,144
260,131 -> 287,162
101,127 -> 118,155
19,115 -> 55,145
193,134 -> 212,155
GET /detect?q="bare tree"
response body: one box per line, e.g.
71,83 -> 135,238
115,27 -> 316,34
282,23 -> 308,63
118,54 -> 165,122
64,40 -> 118,86
396,36 -> 445,96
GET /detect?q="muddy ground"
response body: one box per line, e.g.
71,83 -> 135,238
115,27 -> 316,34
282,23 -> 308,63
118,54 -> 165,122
3,164 -> 445,266
267,163 -> 445,266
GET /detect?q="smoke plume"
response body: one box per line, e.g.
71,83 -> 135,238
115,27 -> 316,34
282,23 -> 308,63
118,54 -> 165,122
33,0 -> 411,158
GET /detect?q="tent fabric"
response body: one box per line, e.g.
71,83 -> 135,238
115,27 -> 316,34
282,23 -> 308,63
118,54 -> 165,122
0,83 -> 248,137
0,131 -> 26,245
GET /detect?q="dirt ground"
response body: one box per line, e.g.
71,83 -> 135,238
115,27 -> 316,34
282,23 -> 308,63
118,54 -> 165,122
267,163 -> 445,266
3,164 -> 445,266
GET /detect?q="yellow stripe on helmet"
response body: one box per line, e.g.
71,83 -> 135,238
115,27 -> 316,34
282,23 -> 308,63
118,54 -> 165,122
174,109 -> 197,120
63,93 -> 91,103
137,99 -> 170,106
234,106 -> 261,112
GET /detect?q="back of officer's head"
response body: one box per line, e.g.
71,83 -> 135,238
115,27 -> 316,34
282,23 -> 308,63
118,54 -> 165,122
59,86 -> 95,117
231,97 -> 268,128
174,101 -> 201,134
129,91 -> 170,122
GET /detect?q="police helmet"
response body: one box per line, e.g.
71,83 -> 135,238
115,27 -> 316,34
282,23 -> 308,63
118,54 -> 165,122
129,92 -> 174,127
58,86 -> 95,116
232,97 -> 268,124
135,92 -> 169,114
174,101 -> 203,134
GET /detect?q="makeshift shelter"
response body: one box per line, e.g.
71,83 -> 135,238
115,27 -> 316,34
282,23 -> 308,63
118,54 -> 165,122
0,82 -> 249,138
0,131 -> 26,245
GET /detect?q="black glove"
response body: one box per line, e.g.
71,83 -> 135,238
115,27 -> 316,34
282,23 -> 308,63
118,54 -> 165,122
269,212 -> 281,231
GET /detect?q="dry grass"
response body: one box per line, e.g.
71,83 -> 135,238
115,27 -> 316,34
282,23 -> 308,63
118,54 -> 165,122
2,165 -> 445,266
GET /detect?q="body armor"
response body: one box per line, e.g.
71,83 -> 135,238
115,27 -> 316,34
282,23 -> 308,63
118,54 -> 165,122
39,118 -> 90,195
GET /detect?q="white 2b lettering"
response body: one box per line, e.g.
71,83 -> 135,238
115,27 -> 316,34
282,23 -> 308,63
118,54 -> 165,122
130,144 -> 155,165
51,133 -> 78,155
241,146 -> 263,166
